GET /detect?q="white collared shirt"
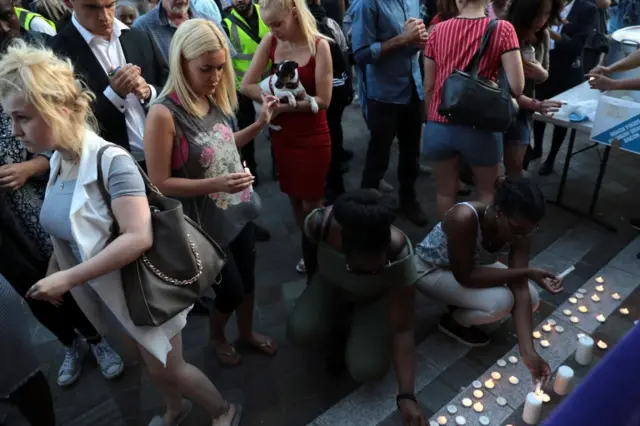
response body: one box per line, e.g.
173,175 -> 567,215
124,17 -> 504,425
550,0 -> 576,50
71,15 -> 155,161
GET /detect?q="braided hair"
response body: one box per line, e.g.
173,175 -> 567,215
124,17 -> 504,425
494,176 -> 546,223
333,189 -> 396,256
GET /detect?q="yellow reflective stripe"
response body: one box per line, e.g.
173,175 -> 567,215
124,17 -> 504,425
14,8 -> 55,31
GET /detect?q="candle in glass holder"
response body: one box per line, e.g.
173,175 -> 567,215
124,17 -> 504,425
595,285 -> 604,292
578,306 -> 588,313
569,297 -> 577,304
484,379 -> 495,389
596,276 -> 604,283
473,390 -> 484,399
540,340 -> 550,348
462,398 -> 472,407
591,294 -> 601,302
553,365 -> 574,396
597,314 -> 606,323
509,376 -> 519,385
491,372 -> 501,381
522,392 -> 542,425
620,308 -> 630,315
597,340 -> 608,350
542,324 -> 552,332
473,402 -> 484,413
533,330 -> 542,339
575,334 -> 594,365
612,293 -> 621,300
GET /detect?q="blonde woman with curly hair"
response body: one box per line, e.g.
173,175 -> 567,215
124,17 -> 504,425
144,19 -> 279,368
241,0 -> 333,274
0,41 -> 241,426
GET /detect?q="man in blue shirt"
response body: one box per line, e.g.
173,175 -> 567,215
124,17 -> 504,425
351,0 -> 428,227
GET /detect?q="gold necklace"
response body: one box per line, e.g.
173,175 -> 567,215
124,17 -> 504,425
59,161 -> 79,190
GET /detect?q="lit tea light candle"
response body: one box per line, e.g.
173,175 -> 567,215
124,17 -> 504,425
578,289 -> 587,294
447,405 -> 458,414
509,376 -> 519,385
473,402 -> 484,413
472,381 -> 482,389
547,319 -> 556,326
496,396 -> 507,406
578,306 -> 588,313
473,390 -> 484,399
595,285 -> 604,292
553,365 -> 574,396
462,398 -> 472,407
563,309 -> 572,316
597,314 -> 606,323
570,316 -> 580,324
479,416 -> 490,426
496,359 -> 507,367
576,334 -> 594,365
591,294 -> 601,302
541,393 -> 551,403
508,356 -> 518,364
522,392 -> 542,425
437,415 -> 448,425
491,372 -> 501,381
596,276 -> 604,283
484,379 -> 495,389
455,416 -> 466,425
568,297 -> 577,304
532,330 -> 542,339
620,307 -> 630,315
540,340 -> 550,348
555,325 -> 565,333
612,293 -> 621,300
597,340 -> 608,350
542,324 -> 552,332
575,293 -> 584,299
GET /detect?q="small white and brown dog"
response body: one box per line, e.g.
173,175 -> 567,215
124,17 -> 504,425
255,60 -> 319,131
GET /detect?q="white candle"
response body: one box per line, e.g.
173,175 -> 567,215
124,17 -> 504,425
484,379 -> 495,389
578,289 -> 587,294
496,396 -> 507,406
596,276 -> 604,283
555,325 -> 565,333
509,376 -> 519,385
568,297 -> 577,304
473,402 -> 484,413
612,293 -> 621,300
491,372 -> 501,380
472,380 -> 482,389
447,405 -> 458,414
533,331 -> 542,339
595,285 -> 604,292
620,308 -> 630,315
462,398 -> 472,407
596,314 -> 606,323
547,319 -> 556,326
542,324 -> 552,332
597,340 -> 608,350
523,392 -> 543,425
553,365 -> 574,396
497,359 -> 507,367
508,356 -> 518,364
473,390 -> 484,399
575,293 -> 584,299
578,306 -> 588,313
591,294 -> 601,302
540,340 -> 550,348
455,416 -> 466,425
575,335 -> 594,365
437,416 -> 448,425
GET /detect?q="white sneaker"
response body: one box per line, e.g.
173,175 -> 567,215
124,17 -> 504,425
57,341 -> 82,387
90,340 -> 124,380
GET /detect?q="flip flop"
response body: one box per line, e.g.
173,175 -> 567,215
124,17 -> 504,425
148,399 -> 192,426
237,336 -> 278,357
212,342 -> 242,367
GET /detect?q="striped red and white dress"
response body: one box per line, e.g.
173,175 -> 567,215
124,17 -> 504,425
424,17 -> 520,123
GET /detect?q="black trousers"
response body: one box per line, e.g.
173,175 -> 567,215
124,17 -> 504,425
7,371 -> 55,426
326,86 -> 350,195
214,223 -> 256,314
237,93 -> 259,174
361,88 -> 422,202
0,229 -> 99,347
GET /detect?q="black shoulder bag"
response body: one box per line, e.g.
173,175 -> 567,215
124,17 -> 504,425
438,19 -> 518,132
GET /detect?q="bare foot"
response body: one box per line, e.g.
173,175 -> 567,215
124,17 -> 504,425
238,332 -> 278,356
212,340 -> 242,367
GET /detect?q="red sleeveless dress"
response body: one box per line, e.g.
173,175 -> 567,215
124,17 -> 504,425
268,35 -> 331,201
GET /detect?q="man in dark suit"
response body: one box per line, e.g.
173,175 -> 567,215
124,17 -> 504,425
49,0 -> 168,168
529,0 -> 597,175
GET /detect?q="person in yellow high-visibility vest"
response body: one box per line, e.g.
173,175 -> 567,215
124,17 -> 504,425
14,6 -> 56,35
223,0 -> 272,242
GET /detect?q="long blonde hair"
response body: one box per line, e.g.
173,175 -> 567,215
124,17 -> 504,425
0,41 -> 96,157
158,19 -> 237,118
259,0 -> 327,55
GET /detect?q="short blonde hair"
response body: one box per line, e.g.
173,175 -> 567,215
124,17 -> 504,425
0,40 -> 96,156
259,0 -> 328,55
159,19 -> 237,118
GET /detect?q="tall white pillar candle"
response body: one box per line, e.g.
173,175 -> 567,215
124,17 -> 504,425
522,392 -> 543,425
575,335 -> 594,365
553,365 -> 574,396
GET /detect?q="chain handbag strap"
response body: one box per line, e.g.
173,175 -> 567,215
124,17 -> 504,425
96,145 -> 205,286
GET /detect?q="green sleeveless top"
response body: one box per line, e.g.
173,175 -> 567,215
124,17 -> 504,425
304,208 -> 417,302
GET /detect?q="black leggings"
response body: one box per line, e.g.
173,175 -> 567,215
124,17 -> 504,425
214,223 -> 256,314
325,87 -> 349,195
0,236 -> 100,347
8,371 -> 55,426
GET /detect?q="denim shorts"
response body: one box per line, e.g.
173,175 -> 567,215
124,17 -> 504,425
422,121 -> 503,167
504,111 -> 533,146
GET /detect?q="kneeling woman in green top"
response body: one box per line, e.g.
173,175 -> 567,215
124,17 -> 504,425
287,189 -> 425,424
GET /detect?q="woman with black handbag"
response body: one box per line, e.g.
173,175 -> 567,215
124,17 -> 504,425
2,42 -> 242,425
422,0 -> 524,219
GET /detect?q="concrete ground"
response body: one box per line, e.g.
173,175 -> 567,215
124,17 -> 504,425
2,103 -> 640,426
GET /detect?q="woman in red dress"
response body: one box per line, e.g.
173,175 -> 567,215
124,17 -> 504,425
242,0 -> 332,273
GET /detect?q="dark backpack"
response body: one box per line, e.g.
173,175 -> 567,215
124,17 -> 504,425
317,17 -> 353,100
